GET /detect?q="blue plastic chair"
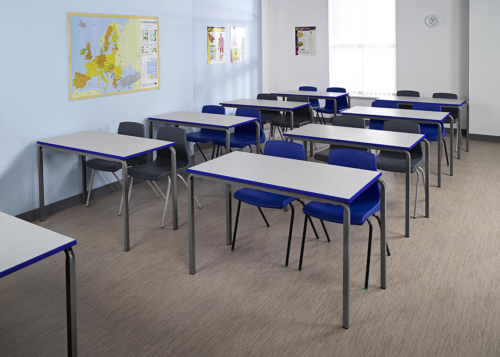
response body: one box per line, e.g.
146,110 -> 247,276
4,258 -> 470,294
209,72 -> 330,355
369,100 -> 399,130
299,86 -> 320,111
231,141 -> 321,267
186,105 -> 226,161
316,87 -> 349,124
299,149 -> 390,289
213,108 -> 266,154
413,103 -> 449,166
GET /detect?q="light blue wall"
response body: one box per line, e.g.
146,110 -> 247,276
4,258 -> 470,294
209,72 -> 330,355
0,0 -> 262,217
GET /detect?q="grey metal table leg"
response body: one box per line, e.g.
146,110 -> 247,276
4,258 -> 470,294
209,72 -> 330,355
378,178 -> 387,289
64,248 -> 77,357
38,145 -> 45,222
437,123 -> 442,188
405,151 -> 411,237
449,115 -> 454,176
149,120 -> 153,139
188,175 -> 196,274
334,99 -> 338,117
226,183 -> 232,246
310,142 -> 313,158
347,95 -> 351,108
342,203 -> 351,329
80,156 -> 87,204
121,162 -> 130,251
170,147 -> 178,230
289,111 -> 294,131
255,121 -> 261,154
457,115 -> 461,159
465,102 -> 470,152
303,141 -> 308,157
423,139 -> 430,218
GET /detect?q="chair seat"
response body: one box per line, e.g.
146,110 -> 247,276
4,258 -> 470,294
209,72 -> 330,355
314,146 -> 368,163
270,117 -> 310,128
376,151 -> 423,173
311,105 -> 320,111
261,112 -> 280,124
419,124 -> 446,142
213,133 -> 263,149
316,104 -> 348,114
187,129 -> 225,143
234,188 -> 297,209
86,159 -> 122,172
128,159 -> 189,180
303,198 -> 380,226
368,119 -> 385,130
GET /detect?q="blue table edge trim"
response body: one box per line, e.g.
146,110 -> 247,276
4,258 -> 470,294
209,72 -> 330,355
271,92 -> 349,99
283,133 -> 424,150
380,99 -> 466,106
148,117 -> 258,129
187,168 -> 382,204
37,141 -> 175,160
220,102 -> 311,110
340,110 -> 448,122
0,240 -> 76,279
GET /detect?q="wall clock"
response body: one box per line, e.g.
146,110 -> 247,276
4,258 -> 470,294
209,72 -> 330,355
425,14 -> 440,28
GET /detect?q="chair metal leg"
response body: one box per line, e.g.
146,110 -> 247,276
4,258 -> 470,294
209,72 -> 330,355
85,169 -> 95,207
160,177 -> 172,229
373,214 -> 390,256
256,206 -> 270,227
146,180 -> 161,198
231,201 -> 242,251
216,145 -> 220,158
195,143 -> 208,162
298,215 -> 309,271
285,203 -> 295,267
442,138 -> 449,166
211,144 -> 216,159
365,219 -> 374,290
296,199 -> 320,240
414,169 -> 420,219
177,174 -> 202,209
320,219 -> 331,242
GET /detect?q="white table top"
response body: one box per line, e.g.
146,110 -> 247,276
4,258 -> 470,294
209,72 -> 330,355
148,111 -> 258,128
284,124 -> 424,151
342,106 -> 449,123
0,212 -> 76,279
272,90 -> 349,99
38,131 -> 174,161
220,99 -> 311,110
187,151 -> 381,203
378,96 -> 466,107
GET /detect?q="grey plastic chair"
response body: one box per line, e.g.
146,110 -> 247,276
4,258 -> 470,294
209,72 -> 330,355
270,95 -> 311,139
314,115 -> 368,163
433,92 -> 460,152
257,93 -> 280,125
397,90 -> 420,110
376,121 -> 425,218
86,122 -> 148,212
126,126 -> 202,228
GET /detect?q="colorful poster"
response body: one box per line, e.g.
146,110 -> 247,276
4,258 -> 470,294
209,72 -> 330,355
295,26 -> 316,56
207,27 -> 226,64
230,27 -> 246,62
68,13 -> 159,100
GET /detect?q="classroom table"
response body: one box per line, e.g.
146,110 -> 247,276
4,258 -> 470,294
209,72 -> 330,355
378,95 -> 469,155
186,151 -> 386,329
342,106 -> 452,188
284,124 -> 429,238
37,131 -> 176,251
0,212 -> 77,356
219,99 -> 313,132
271,89 -> 351,115
148,111 -> 262,156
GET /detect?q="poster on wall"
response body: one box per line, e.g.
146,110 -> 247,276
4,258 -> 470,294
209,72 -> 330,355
207,27 -> 226,64
68,13 -> 159,101
295,26 -> 316,56
230,27 -> 246,62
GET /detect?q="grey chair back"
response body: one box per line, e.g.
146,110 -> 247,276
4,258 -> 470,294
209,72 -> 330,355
118,122 -> 148,162
382,121 -> 423,157
397,90 -> 420,109
156,126 -> 192,170
332,115 -> 366,128
433,92 -> 459,119
285,95 -> 311,120
257,93 -> 279,124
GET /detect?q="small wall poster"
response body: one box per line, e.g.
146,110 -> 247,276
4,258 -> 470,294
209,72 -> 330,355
295,26 -> 316,56
230,27 -> 246,62
207,27 -> 226,64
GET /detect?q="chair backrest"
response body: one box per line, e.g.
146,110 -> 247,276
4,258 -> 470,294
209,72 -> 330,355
234,108 -> 265,141
432,92 -> 459,118
202,105 -> 225,115
263,140 -> 305,161
285,95 -> 311,119
257,93 -> 278,101
118,122 -> 145,137
383,121 -> 423,158
397,90 -> 420,97
372,100 -> 399,109
327,149 -> 379,198
332,115 -> 366,128
299,86 -> 319,107
324,87 -> 348,110
412,103 -> 442,112
156,126 -> 191,167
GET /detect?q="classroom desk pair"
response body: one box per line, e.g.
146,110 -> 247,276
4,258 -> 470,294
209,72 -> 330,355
342,106 -> 452,188
186,151 -> 387,329
378,95 -> 469,155
37,131 -> 175,251
0,212 -> 77,356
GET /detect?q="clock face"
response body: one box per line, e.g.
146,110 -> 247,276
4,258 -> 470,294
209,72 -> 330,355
425,14 -> 440,28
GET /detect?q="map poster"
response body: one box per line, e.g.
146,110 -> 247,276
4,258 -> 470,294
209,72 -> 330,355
68,13 -> 159,101
230,27 -> 246,63
207,27 -> 226,64
295,26 -> 316,56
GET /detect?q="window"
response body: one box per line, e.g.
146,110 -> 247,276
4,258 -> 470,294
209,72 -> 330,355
328,0 -> 396,96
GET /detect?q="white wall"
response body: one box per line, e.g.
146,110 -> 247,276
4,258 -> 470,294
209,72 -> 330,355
469,0 -> 500,137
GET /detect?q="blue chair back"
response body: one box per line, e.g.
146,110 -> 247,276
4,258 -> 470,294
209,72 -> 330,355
264,140 -> 305,161
372,100 -> 398,109
324,87 -> 348,111
299,86 -> 319,108
235,108 -> 266,142
202,105 -> 225,115
412,103 -> 442,112
328,149 -> 379,198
